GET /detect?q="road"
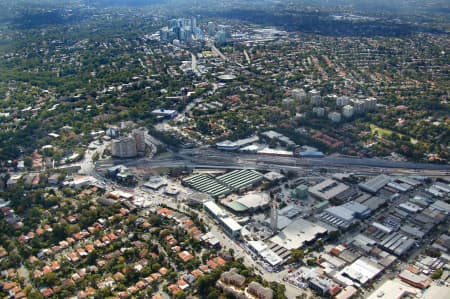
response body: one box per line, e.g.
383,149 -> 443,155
107,147 -> 450,176
211,44 -> 227,61
244,49 -> 251,64
190,52 -> 201,76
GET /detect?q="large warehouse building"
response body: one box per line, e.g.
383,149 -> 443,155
182,174 -> 232,198
359,174 -> 392,194
270,218 -> 328,250
216,170 -> 264,192
308,179 -> 349,201
224,192 -> 270,213
320,201 -> 371,228
182,170 -> 264,198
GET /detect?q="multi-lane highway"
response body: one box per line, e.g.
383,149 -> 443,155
99,147 -> 450,176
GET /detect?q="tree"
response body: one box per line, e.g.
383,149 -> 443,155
306,258 -> 316,266
270,282 -> 286,299
206,289 -> 221,299
327,230 -> 341,242
425,248 -> 441,258
151,263 -> 161,273
65,224 -> 80,235
24,157 -> 33,168
175,291 -> 187,299
197,118 -> 210,135
27,291 -> 44,299
431,269 -> 443,280
196,275 -> 216,296
290,249 -> 304,263
42,272 -> 57,285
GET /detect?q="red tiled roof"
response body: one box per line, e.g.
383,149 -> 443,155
214,256 -> 227,266
178,251 -> 194,262
85,244 -> 95,253
207,260 -> 218,269
41,288 -> 53,297
167,284 -> 181,295
42,265 -> 52,275
2,281 -> 17,290
51,261 -> 60,271
191,269 -> 203,277
151,273 -> 162,280
158,267 -> 169,276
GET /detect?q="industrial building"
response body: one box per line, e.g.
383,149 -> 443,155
224,192 -> 270,213
398,202 -> 423,214
291,185 -> 308,199
320,201 -> 371,228
356,196 -> 387,212
335,286 -> 358,299
421,284 -> 450,299
263,171 -> 285,182
216,170 -> 264,192
279,205 -> 302,219
183,170 -> 264,198
216,140 -> 240,151
308,179 -> 350,201
188,192 -> 213,204
64,175 -> 97,189
308,277 -> 341,297
220,216 -> 243,238
203,201 -> 242,238
295,150 -> 325,158
378,232 -> 416,256
182,174 -> 232,198
261,130 -> 295,146
257,148 -> 293,157
398,269 -> 431,289
367,279 -> 419,299
247,240 -> 283,267
387,181 -> 411,193
143,177 -> 168,190
344,201 -> 371,218
264,215 -> 292,231
359,174 -> 392,194
432,182 -> 450,194
216,136 -> 259,151
203,200 -> 227,220
339,257 -> 384,285
269,218 -> 327,250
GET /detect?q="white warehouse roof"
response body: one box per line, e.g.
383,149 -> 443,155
204,201 -> 227,218
270,218 -> 327,250
220,216 -> 242,232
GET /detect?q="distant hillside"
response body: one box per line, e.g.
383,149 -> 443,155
86,0 -> 168,7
